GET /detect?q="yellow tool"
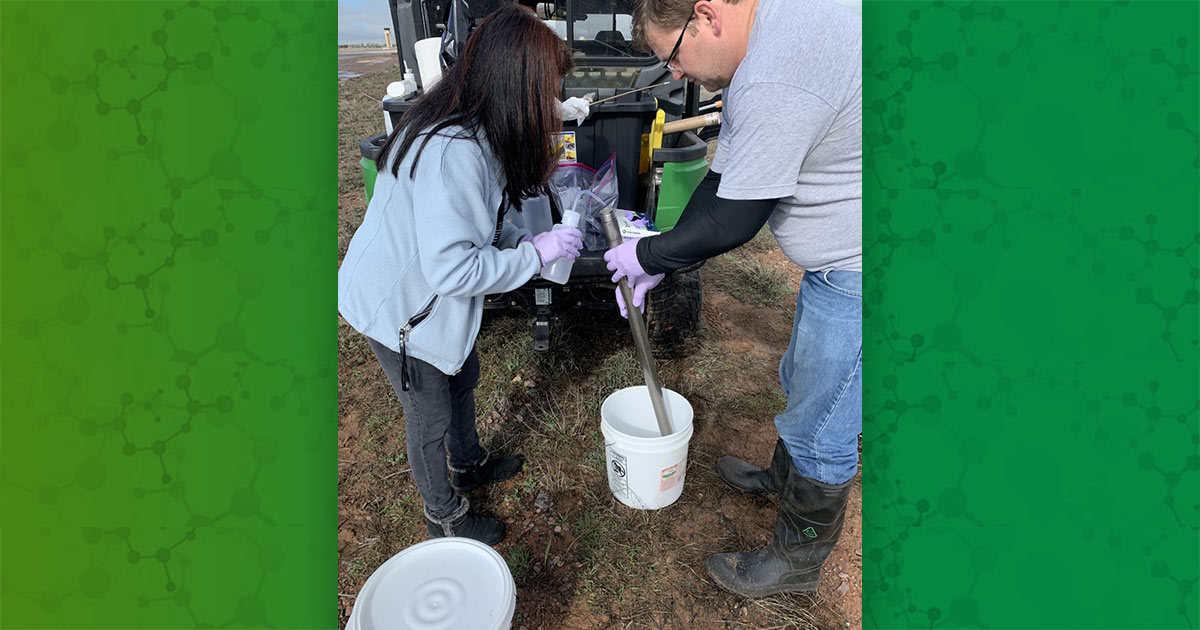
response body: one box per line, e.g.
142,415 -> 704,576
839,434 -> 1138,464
639,109 -> 666,175
639,100 -> 722,173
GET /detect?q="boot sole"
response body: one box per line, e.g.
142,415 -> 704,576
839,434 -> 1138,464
716,465 -> 776,496
426,524 -> 507,546
451,473 -> 519,494
705,556 -> 819,598
451,460 -> 525,494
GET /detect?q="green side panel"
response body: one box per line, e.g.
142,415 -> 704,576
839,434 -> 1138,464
655,158 -> 709,230
361,156 -> 379,204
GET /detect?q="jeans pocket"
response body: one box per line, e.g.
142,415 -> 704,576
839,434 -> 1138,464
816,270 -> 862,298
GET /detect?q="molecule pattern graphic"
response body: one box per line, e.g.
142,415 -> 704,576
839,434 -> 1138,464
862,2 -> 1198,628
2,2 -> 332,627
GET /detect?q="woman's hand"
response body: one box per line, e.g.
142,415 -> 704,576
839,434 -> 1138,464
530,227 -> 583,265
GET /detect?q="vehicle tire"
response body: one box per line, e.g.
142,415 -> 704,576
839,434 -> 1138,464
646,268 -> 702,356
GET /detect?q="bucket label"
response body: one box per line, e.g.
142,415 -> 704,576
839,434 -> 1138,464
609,450 -> 628,498
659,461 -> 683,492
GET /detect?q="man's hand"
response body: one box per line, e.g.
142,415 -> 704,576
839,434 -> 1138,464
605,239 -> 665,318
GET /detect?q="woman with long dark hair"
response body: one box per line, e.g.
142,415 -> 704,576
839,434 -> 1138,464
338,6 -> 582,545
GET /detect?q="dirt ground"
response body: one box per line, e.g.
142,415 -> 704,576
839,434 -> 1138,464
338,65 -> 862,630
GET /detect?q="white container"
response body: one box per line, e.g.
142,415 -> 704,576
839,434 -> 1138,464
382,71 -> 419,134
539,210 -> 582,284
600,386 -> 695,510
414,37 -> 443,90
381,95 -> 398,135
345,537 -> 516,630
509,194 -> 554,236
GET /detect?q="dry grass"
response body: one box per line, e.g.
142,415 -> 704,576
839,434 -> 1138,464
709,254 -> 794,308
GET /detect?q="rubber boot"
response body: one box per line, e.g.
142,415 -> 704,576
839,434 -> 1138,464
450,446 -> 524,493
706,464 -> 851,598
715,438 -> 790,496
425,497 -> 506,546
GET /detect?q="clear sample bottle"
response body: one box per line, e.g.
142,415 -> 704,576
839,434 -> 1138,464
540,209 -> 582,284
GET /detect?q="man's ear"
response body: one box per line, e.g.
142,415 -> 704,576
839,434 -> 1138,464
695,0 -> 722,36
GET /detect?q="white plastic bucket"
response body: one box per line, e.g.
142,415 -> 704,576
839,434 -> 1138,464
346,537 -> 515,630
413,37 -> 443,90
600,386 -> 695,510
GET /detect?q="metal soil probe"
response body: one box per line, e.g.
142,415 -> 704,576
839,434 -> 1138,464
599,207 -> 673,436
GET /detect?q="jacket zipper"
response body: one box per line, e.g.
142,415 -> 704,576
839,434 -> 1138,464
397,198 -> 506,389
397,295 -> 437,391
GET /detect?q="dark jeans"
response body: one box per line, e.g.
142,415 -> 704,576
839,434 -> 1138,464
367,338 -> 485,521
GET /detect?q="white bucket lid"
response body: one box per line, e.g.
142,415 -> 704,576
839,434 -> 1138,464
348,537 -> 516,630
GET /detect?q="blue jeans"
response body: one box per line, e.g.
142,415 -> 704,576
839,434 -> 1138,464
775,270 -> 862,485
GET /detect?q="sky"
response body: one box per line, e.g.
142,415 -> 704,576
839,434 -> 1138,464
339,0 -> 395,46
339,0 -> 860,46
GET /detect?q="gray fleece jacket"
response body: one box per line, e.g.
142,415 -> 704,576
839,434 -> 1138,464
338,126 -> 540,374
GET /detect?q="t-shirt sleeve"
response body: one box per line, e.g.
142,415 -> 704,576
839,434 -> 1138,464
711,82 -> 837,201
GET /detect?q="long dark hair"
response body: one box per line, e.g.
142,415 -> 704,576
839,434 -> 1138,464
377,5 -> 573,212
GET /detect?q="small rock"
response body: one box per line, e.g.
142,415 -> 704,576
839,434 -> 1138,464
523,380 -> 535,389
838,572 -> 849,579
554,525 -> 562,533
534,490 -> 553,511
512,375 -> 522,383
836,582 -> 850,596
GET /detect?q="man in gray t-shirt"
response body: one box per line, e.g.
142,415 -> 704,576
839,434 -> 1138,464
606,0 -> 861,599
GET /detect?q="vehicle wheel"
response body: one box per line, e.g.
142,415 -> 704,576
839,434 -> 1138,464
646,268 -> 702,356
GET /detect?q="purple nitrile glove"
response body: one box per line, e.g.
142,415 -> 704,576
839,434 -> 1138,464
613,273 -> 665,318
530,227 -> 583,265
604,238 -> 664,318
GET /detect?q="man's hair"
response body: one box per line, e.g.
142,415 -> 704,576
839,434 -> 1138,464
631,0 -> 737,52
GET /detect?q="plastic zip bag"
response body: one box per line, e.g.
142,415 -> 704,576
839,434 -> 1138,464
547,154 -> 620,251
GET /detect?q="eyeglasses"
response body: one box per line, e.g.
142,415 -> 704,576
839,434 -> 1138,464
663,11 -> 695,73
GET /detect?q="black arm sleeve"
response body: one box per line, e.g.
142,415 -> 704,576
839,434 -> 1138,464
636,169 -> 780,275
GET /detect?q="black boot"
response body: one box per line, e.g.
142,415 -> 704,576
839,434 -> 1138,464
706,465 -> 851,598
425,498 -> 506,546
716,438 -> 790,496
450,446 -> 524,493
